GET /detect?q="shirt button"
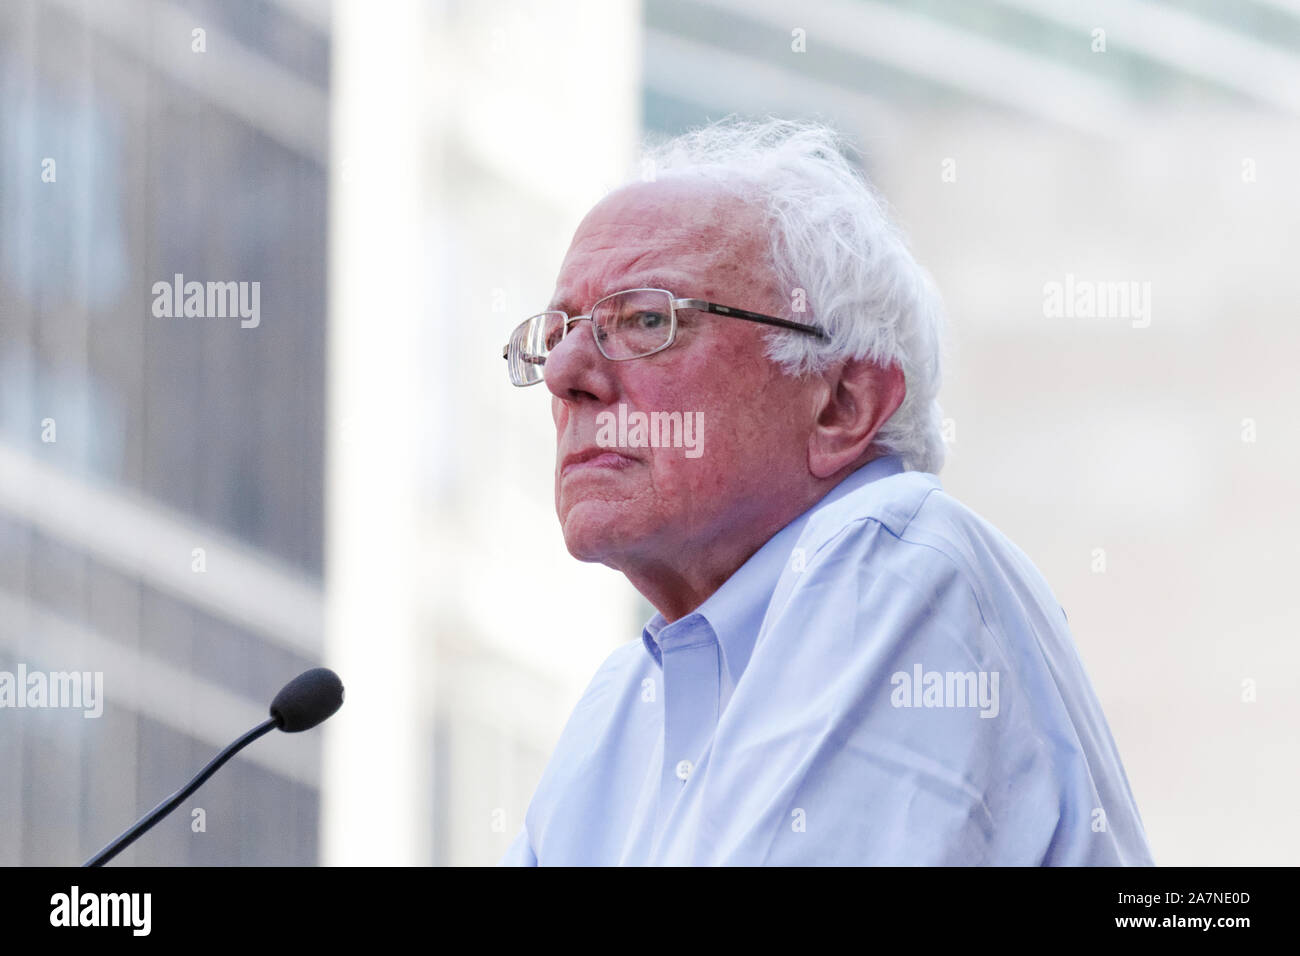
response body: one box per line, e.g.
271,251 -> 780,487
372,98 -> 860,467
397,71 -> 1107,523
675,759 -> 693,781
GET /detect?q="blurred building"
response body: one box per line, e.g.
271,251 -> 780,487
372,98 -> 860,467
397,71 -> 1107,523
0,0 -> 331,865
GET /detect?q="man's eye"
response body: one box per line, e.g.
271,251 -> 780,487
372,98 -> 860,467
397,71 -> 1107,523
633,311 -> 666,329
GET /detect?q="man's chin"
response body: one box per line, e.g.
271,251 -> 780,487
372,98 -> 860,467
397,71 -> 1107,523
558,503 -> 648,565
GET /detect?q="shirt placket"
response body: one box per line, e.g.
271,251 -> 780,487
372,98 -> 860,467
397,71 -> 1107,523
655,618 -> 720,838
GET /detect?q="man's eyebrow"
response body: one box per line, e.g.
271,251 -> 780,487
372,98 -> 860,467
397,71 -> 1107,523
629,275 -> 691,297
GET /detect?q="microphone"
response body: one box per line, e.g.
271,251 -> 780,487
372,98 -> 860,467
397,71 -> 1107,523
83,667 -> 344,867
270,667 -> 346,732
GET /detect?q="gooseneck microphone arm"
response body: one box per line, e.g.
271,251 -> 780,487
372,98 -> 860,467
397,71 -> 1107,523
82,667 -> 344,867
83,718 -> 279,867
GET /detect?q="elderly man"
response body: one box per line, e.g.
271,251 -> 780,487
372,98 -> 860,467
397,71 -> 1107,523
498,118 -> 1154,866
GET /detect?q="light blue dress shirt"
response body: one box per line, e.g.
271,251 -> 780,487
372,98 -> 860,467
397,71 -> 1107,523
500,454 -> 1154,865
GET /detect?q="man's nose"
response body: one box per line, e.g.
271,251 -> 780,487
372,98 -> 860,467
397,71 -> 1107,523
544,316 -> 618,403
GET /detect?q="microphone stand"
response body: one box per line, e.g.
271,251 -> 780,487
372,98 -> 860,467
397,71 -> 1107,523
83,717 -> 280,867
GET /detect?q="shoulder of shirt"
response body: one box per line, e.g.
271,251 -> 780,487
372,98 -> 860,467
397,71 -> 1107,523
805,468 -> 1038,573
800,467 -> 942,551
798,468 -> 1062,629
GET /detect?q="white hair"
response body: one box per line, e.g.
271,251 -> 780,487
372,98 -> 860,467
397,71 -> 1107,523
632,116 -> 948,475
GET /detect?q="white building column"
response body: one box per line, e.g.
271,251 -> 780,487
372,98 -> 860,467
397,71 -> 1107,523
323,0 -> 438,865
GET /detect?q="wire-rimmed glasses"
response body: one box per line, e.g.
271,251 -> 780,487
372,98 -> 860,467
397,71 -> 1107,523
501,287 -> 828,386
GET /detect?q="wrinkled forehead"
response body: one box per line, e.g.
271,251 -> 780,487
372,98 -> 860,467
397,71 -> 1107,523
548,176 -> 771,314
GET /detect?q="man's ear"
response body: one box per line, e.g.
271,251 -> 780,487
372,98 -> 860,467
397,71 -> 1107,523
807,358 -> 906,479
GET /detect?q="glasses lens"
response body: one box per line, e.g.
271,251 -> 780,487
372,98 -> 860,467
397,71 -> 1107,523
592,289 -> 673,359
507,312 -> 565,386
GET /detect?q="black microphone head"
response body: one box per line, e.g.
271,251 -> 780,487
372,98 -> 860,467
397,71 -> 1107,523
270,668 -> 344,732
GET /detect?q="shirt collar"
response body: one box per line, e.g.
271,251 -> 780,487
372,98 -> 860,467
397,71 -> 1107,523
640,454 -> 905,684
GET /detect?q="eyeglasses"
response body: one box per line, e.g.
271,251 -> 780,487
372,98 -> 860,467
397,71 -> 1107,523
501,287 -> 828,386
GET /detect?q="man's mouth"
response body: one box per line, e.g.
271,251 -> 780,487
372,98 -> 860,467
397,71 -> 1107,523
560,448 -> 639,477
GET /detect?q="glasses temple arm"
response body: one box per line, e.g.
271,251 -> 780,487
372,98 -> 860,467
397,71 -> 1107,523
679,299 -> 830,340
